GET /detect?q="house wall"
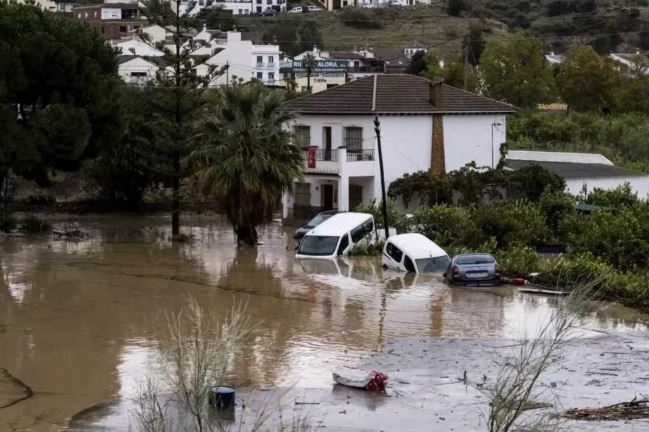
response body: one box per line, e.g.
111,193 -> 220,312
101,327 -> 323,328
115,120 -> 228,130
565,176 -> 649,199
285,113 -> 509,215
142,25 -> 168,43
205,33 -> 280,86
443,114 -> 507,171
118,57 -> 158,85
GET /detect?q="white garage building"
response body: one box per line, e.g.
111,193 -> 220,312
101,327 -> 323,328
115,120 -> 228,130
506,150 -> 649,199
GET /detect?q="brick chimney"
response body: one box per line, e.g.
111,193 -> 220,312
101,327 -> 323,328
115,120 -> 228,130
429,80 -> 443,106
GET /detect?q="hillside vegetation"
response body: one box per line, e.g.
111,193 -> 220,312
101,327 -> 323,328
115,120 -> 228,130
236,0 -> 649,56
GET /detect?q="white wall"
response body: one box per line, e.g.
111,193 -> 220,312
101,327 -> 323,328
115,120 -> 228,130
566,177 -> 649,199
118,57 -> 158,84
378,116 -> 433,196
141,25 -> 167,43
204,33 -> 280,86
443,114 -> 506,171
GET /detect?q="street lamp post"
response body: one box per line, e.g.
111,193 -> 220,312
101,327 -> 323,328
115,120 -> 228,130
491,121 -> 502,169
374,116 -> 389,240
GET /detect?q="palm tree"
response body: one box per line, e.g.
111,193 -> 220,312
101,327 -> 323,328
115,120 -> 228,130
189,83 -> 303,246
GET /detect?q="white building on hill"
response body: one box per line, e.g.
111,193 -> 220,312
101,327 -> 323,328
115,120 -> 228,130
194,31 -> 280,87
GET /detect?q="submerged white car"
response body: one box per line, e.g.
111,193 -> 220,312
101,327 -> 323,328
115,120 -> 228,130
381,233 -> 450,273
296,212 -> 376,259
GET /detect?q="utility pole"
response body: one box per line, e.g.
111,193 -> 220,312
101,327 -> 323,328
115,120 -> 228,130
226,61 -> 229,87
374,116 -> 389,240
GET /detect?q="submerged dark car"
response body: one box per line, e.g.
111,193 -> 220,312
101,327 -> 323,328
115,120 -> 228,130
444,253 -> 501,286
294,210 -> 339,240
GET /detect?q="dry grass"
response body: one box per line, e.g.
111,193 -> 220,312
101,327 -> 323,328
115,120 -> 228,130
484,281 -> 599,432
132,297 -> 312,432
240,6 -> 507,59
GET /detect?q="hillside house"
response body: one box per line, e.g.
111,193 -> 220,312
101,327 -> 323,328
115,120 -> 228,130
190,32 -> 279,86
73,2 -> 145,41
281,74 -> 514,219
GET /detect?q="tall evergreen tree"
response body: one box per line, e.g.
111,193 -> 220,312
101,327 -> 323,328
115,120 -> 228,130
140,0 -> 224,238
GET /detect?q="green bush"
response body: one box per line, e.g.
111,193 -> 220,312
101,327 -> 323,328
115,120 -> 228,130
0,215 -> 17,233
538,190 -> 576,241
470,200 -> 549,248
534,252 -> 614,290
348,240 -> 384,256
20,215 -> 52,235
356,199 -> 409,234
494,244 -> 541,278
340,7 -> 382,29
413,205 -> 478,247
563,203 -> 649,270
447,0 -> 468,16
584,184 -> 638,208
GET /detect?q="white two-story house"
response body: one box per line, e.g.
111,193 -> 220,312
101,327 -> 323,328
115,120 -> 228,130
281,74 -> 514,219
194,31 -> 280,86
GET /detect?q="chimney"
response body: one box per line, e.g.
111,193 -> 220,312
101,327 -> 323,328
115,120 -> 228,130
429,81 -> 442,106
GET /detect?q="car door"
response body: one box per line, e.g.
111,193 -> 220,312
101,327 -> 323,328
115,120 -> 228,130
382,242 -> 404,271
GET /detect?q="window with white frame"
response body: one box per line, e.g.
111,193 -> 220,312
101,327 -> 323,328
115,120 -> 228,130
293,125 -> 311,148
343,126 -> 363,153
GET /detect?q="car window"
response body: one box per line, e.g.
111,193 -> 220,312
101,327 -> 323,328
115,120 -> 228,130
404,256 -> 416,273
416,256 -> 451,273
307,213 -> 332,227
386,242 -> 403,262
457,255 -> 495,265
298,236 -> 339,256
337,234 -> 349,255
350,225 -> 367,243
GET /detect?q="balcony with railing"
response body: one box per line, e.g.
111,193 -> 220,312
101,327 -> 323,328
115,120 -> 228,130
346,149 -> 374,162
301,147 -> 375,177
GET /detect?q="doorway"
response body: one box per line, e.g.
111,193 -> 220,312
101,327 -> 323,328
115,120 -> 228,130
323,126 -> 332,160
349,184 -> 363,211
322,184 -> 334,210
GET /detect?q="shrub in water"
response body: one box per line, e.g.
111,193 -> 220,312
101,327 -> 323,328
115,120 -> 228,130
413,205 -> 478,248
470,200 -> 549,248
20,216 -> 52,234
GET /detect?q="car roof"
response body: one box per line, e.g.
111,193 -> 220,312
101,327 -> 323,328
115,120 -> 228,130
387,233 -> 447,259
306,212 -> 373,237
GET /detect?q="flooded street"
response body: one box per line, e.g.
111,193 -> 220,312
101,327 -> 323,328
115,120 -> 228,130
1,214 -> 648,431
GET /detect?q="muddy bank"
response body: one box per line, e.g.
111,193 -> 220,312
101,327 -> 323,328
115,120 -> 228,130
67,332 -> 649,431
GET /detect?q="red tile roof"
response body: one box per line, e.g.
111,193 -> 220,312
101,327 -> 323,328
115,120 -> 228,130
284,74 -> 516,115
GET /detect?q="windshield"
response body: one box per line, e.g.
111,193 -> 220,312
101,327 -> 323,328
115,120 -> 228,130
298,236 -> 340,256
416,256 -> 451,273
457,255 -> 494,265
306,213 -> 333,227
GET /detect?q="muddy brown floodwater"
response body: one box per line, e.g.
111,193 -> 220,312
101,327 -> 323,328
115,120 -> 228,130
0,214 -> 648,431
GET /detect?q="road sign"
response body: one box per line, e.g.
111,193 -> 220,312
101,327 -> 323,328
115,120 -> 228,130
292,59 -> 348,74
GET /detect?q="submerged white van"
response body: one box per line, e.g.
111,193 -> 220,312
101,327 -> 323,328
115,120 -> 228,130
296,212 -> 376,259
381,233 -> 450,273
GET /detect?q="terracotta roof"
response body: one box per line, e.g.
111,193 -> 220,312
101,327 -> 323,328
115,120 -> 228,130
506,160 -> 648,179
284,74 -> 516,115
